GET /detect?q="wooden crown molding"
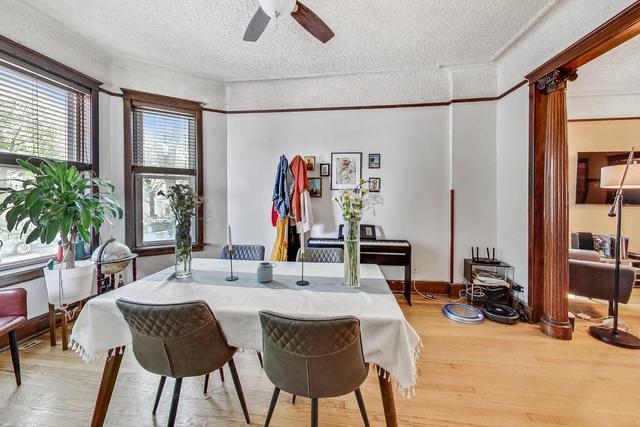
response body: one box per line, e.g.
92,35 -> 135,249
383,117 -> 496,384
527,2 -> 640,82
121,88 -> 203,111
536,68 -> 578,94
0,35 -> 102,90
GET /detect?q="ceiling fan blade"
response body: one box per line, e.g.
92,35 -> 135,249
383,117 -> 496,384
244,7 -> 271,42
291,1 -> 335,44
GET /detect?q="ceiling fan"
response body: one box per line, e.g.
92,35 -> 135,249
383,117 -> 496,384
244,0 -> 335,44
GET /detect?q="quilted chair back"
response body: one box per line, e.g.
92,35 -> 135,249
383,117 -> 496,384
259,311 -> 368,399
296,247 -> 344,263
220,245 -> 265,261
116,299 -> 235,379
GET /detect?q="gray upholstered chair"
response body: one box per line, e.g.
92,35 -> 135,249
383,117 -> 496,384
296,247 -> 344,263
116,299 -> 250,427
220,245 -> 265,261
259,311 -> 370,427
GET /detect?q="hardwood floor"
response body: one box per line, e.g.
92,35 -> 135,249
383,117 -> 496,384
1,292 -> 640,426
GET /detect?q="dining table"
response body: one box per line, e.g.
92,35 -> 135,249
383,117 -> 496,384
70,258 -> 421,427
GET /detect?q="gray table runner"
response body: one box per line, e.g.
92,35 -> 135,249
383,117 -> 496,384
151,269 -> 391,295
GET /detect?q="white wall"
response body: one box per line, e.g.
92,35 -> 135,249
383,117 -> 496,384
568,119 -> 640,252
568,93 -> 640,120
227,107 -> 452,281
496,86 -> 529,300
450,102 -> 498,283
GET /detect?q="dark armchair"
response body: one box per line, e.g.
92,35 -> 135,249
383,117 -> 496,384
0,288 -> 27,386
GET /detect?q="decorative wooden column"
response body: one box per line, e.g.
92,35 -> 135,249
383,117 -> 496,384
537,69 -> 577,340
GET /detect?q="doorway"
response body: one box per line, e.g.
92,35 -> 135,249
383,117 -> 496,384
527,3 -> 640,339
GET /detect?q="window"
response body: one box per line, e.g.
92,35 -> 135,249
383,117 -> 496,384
0,39 -> 99,271
123,89 -> 203,254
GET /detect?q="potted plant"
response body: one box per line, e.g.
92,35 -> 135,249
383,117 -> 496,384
334,179 -> 382,287
158,184 -> 203,278
0,159 -> 122,303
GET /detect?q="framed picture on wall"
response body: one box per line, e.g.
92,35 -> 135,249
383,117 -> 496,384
320,163 -> 330,177
369,177 -> 381,192
369,153 -> 381,169
309,177 -> 322,197
331,152 -> 362,190
304,156 -> 316,171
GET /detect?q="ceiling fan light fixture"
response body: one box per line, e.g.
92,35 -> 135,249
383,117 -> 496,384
258,0 -> 297,19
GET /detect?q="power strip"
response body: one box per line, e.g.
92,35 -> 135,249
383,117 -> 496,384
576,312 -> 591,320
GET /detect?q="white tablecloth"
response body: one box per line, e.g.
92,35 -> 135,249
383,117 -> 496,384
70,259 -> 421,396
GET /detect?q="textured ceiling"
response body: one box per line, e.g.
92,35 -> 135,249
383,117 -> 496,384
21,0 -> 555,83
569,35 -> 640,97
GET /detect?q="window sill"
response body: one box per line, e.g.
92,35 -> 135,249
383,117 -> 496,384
0,262 -> 47,289
134,243 -> 205,257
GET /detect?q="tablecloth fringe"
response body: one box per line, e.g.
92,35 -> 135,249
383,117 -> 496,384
373,338 -> 423,399
69,336 -> 100,363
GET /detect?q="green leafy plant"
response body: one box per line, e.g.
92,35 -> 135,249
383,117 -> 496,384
158,184 -> 203,276
0,159 -> 123,269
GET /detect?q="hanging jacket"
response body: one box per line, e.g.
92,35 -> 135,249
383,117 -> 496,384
272,155 -> 293,221
289,155 -> 309,223
296,189 -> 314,234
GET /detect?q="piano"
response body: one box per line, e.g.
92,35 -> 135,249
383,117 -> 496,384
307,237 -> 413,305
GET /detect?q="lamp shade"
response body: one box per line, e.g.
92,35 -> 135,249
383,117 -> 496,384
601,162 -> 640,189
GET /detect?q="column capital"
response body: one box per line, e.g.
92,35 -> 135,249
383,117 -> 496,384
536,68 -> 578,94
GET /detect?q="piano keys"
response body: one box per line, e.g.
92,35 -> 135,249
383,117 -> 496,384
307,238 -> 413,305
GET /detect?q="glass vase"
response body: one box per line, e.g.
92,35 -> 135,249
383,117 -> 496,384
175,217 -> 192,278
343,219 -> 360,287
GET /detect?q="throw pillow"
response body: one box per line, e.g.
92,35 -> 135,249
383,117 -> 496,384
593,235 -> 613,258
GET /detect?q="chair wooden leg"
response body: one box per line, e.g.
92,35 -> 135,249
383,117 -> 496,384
167,378 -> 182,427
354,388 -> 370,427
48,304 -> 56,346
204,373 -> 210,394
153,376 -> 166,415
257,351 -> 264,368
227,359 -> 251,424
8,330 -> 21,386
264,387 -> 280,427
311,398 -> 318,427
219,367 -> 225,382
61,308 -> 69,351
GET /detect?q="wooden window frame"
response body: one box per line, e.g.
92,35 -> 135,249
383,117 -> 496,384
122,89 -> 204,257
0,35 -> 101,288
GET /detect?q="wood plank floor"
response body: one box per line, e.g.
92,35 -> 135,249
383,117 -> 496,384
1,292 -> 640,427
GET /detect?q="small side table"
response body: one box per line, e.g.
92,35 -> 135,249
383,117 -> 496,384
463,259 -> 514,304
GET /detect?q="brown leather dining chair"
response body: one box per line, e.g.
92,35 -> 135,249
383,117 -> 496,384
259,311 -> 370,427
0,288 -> 27,386
116,299 -> 251,427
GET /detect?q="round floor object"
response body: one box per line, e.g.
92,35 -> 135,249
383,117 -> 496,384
481,304 -> 520,325
442,303 -> 484,324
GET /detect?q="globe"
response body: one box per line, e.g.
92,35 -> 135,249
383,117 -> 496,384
92,240 -> 135,275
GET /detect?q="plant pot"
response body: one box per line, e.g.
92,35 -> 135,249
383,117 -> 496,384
43,260 -> 94,307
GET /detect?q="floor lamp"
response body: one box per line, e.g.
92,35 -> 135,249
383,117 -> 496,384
589,148 -> 640,349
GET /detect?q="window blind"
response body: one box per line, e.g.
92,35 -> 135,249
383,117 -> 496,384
132,106 -> 196,172
0,62 -> 91,165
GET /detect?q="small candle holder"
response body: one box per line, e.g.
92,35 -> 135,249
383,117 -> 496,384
296,252 -> 309,286
226,249 -> 239,282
